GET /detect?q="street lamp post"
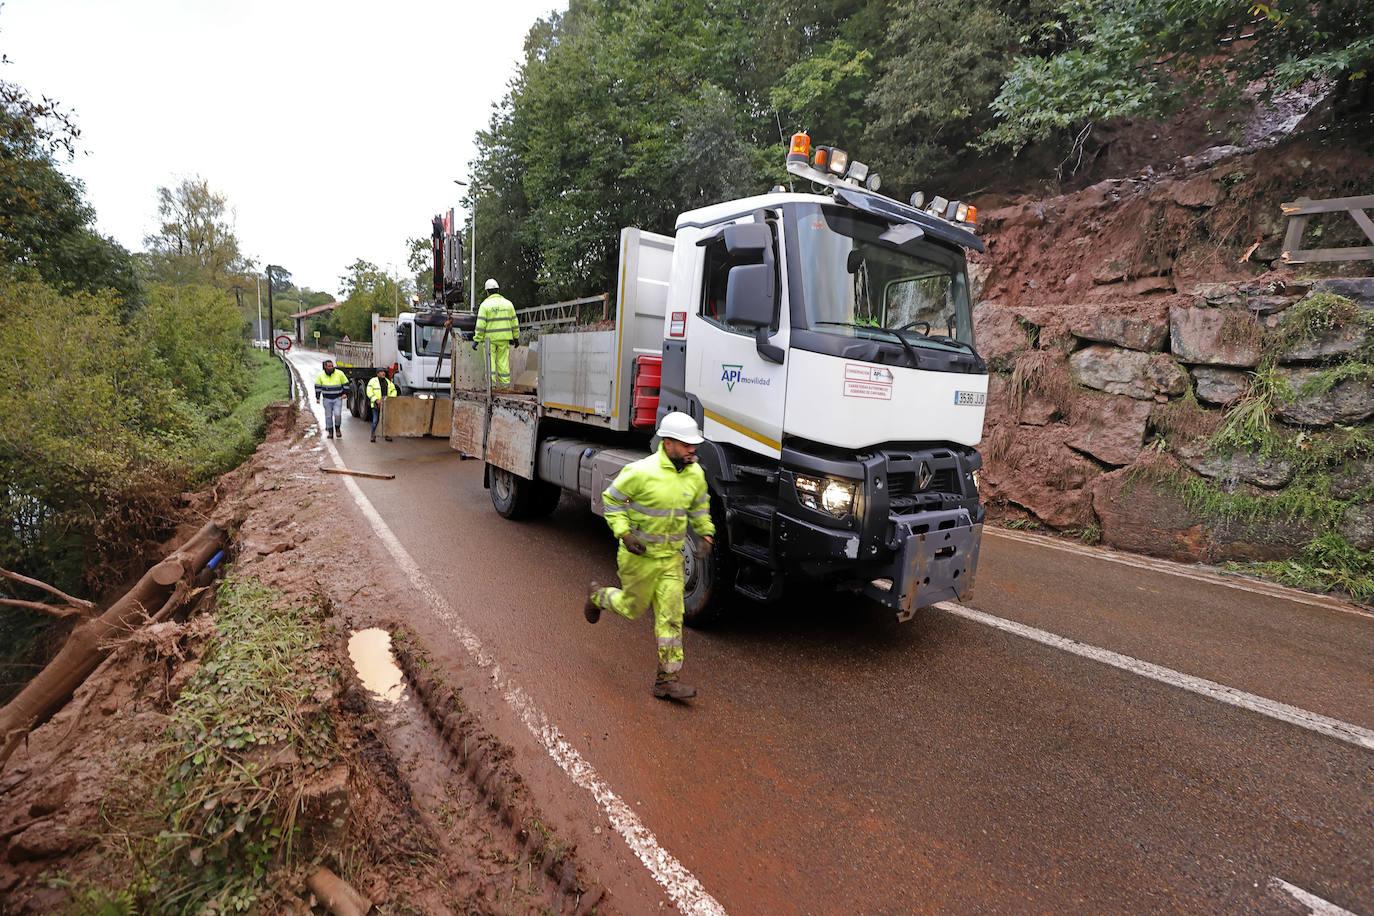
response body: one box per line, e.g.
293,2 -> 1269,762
453,179 -> 494,311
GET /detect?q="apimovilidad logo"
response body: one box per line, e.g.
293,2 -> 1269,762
721,364 -> 771,392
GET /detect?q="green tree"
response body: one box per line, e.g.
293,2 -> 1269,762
0,82 -> 139,305
138,284 -> 248,417
144,177 -> 248,286
333,258 -> 396,340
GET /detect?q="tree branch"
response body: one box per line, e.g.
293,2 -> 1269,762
0,598 -> 84,619
0,567 -> 94,613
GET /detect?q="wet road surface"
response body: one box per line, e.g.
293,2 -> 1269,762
290,349 -> 1373,914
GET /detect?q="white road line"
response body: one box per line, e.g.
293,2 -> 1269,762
1269,877 -> 1361,915
935,602 -> 1374,753
985,527 -> 1374,620
332,452 -> 727,915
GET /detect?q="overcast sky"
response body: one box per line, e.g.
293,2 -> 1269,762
4,0 -> 565,296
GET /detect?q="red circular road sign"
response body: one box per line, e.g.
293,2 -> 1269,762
274,334 -> 292,351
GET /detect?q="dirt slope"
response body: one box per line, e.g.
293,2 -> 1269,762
0,408 -> 614,914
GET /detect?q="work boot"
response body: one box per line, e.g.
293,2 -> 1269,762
653,679 -> 696,701
584,582 -> 601,624
370,435 -> 376,442
326,429 -> 334,439
334,427 -> 342,438
384,435 -> 393,441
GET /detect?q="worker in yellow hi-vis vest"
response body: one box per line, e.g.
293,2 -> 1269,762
471,278 -> 519,387
584,412 -> 714,702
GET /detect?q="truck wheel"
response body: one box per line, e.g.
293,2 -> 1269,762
682,523 -> 729,628
348,384 -> 361,417
360,396 -> 373,422
529,480 -> 562,518
489,465 -> 537,519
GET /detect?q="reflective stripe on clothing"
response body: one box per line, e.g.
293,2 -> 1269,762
365,375 -> 397,406
314,368 -> 349,399
473,294 -> 519,342
592,550 -> 685,678
600,444 -> 714,560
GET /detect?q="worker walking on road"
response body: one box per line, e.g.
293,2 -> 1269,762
471,278 -> 519,387
585,412 -> 714,702
314,359 -> 348,439
366,368 -> 398,442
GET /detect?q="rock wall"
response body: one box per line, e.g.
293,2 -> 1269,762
974,277 -> 1374,565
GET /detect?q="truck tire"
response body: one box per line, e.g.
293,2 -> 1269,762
529,480 -> 562,518
360,394 -> 373,423
489,465 -> 540,520
682,515 -> 730,628
348,383 -> 361,417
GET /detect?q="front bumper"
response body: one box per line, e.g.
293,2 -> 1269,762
776,507 -> 982,622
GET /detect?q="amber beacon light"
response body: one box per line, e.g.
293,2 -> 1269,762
788,131 -> 811,166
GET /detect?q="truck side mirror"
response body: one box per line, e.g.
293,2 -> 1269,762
723,223 -> 784,364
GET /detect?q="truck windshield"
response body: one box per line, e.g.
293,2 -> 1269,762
417,324 -> 449,356
794,202 -> 973,350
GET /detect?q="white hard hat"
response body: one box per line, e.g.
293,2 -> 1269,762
484,278 -> 500,291
656,411 -> 703,444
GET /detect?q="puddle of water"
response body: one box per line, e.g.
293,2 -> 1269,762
348,628 -> 406,702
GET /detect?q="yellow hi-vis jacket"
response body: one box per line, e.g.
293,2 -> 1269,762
473,293 -> 519,342
314,368 -> 349,399
365,375 -> 397,407
602,445 -> 714,559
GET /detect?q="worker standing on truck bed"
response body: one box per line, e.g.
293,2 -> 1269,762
366,368 -> 397,442
471,278 -> 519,387
585,412 -> 714,702
314,360 -> 348,439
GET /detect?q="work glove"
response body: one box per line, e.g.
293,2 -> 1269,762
621,532 -> 648,556
472,341 -> 479,350
693,537 -> 712,560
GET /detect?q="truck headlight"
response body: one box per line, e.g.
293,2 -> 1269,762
795,475 -> 857,518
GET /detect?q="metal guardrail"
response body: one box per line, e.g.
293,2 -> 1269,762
515,294 -> 609,330
1281,194 -> 1374,263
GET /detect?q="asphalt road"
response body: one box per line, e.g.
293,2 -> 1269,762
291,348 -> 1373,915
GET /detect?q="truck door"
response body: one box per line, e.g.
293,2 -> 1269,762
689,218 -> 789,458
395,319 -> 413,388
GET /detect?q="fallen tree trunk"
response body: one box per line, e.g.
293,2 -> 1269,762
0,522 -> 225,772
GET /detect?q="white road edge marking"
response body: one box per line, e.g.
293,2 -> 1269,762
335,461 -> 727,914
1269,877 -> 1361,915
290,356 -> 725,912
986,527 -> 1373,620
935,602 -> 1374,753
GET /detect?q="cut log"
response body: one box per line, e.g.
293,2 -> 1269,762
0,522 -> 225,772
305,866 -> 373,915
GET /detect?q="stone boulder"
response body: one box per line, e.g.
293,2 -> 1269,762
1330,459 -> 1374,499
1068,301 -> 1169,352
980,425 -> 1099,528
1179,449 -> 1295,489
1339,504 -> 1374,552
1278,322 -> 1371,363
1091,466 -> 1315,563
1312,277 -> 1374,303
1274,368 -> 1374,426
1191,366 -> 1250,405
1069,344 -> 1188,400
1169,305 -> 1264,366
1067,395 -> 1151,466
972,302 -> 1031,370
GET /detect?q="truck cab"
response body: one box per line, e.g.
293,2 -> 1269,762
453,136 -> 987,625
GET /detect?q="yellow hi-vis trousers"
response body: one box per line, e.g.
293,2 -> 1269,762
486,339 -> 512,386
592,547 -> 685,680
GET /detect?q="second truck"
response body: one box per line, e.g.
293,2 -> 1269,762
452,135 -> 988,624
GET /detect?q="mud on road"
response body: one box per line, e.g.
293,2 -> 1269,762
0,405 -> 614,915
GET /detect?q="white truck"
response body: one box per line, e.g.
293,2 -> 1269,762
333,212 -> 475,434
451,136 -> 988,624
